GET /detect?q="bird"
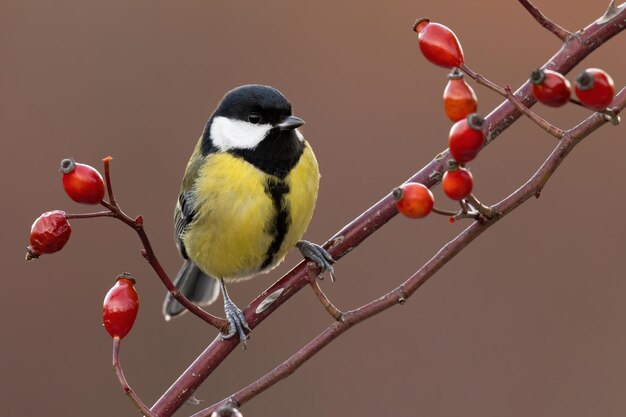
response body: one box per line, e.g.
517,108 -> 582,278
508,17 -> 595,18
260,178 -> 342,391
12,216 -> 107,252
163,84 -> 334,343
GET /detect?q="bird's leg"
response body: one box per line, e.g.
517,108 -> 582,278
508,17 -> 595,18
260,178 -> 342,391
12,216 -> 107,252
296,240 -> 336,282
219,279 -> 250,346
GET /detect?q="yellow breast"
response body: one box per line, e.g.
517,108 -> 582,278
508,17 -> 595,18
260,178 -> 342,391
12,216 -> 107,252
182,142 -> 320,281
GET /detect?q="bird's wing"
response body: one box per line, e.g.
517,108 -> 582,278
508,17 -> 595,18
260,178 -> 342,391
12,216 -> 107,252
174,190 -> 196,259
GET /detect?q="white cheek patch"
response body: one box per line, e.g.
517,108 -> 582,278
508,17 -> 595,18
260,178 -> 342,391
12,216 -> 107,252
210,116 -> 272,150
295,129 -> 304,142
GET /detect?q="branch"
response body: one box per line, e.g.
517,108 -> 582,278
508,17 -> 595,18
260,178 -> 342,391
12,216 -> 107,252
195,86 -> 626,416
518,0 -> 572,41
150,7 -> 626,416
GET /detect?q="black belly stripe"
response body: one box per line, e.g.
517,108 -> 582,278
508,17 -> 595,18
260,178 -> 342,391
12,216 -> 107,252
261,178 -> 290,269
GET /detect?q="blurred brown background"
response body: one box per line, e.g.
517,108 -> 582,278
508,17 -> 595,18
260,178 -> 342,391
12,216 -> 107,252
3,1 -> 626,416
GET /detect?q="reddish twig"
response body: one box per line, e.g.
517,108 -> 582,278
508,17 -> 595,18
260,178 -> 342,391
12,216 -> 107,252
459,64 -> 566,140
102,156 -> 117,207
149,7 -> 626,416
194,86 -> 626,417
98,161 -> 228,332
518,0 -> 572,41
65,211 -> 116,220
503,85 -> 566,139
307,264 -> 343,321
112,337 -> 158,417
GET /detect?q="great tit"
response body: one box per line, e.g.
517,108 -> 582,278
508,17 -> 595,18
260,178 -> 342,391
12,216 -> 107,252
163,84 -> 334,343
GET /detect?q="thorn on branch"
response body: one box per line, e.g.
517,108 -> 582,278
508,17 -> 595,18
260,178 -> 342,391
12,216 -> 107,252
599,0 -> 624,23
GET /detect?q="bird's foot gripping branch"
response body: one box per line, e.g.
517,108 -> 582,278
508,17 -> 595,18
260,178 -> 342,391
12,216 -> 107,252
25,1 -> 625,416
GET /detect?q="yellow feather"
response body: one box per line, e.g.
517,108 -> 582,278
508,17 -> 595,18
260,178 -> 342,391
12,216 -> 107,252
182,141 -> 320,282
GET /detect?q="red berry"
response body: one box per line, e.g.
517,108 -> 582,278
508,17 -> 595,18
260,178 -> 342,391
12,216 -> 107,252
448,113 -> 485,163
392,183 -> 434,219
443,68 -> 478,121
26,210 -> 71,260
413,18 -> 464,68
575,68 -> 615,111
60,158 -> 105,204
530,69 -> 571,107
103,274 -> 140,340
442,167 -> 473,201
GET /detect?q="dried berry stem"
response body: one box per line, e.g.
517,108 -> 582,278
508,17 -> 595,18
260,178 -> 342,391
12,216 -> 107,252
112,337 -> 158,417
465,194 -> 499,219
102,156 -> 117,207
518,0 -> 572,41
151,7 -> 626,416
194,87 -> 626,417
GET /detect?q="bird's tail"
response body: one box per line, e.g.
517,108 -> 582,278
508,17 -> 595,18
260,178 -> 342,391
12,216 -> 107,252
162,261 -> 220,321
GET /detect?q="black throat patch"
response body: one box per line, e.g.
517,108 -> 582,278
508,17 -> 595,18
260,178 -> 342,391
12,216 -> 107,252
261,177 -> 291,270
229,130 -> 305,179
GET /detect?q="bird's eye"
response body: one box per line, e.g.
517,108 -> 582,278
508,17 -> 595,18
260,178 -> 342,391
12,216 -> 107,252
248,113 -> 261,124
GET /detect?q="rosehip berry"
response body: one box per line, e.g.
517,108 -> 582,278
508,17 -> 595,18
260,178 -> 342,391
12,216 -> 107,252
443,68 -> 478,122
103,273 -> 140,340
448,113 -> 485,163
392,183 -> 434,219
442,167 -> 473,201
575,68 -> 615,111
413,18 -> 464,68
26,210 -> 71,260
60,158 -> 105,204
529,69 -> 571,107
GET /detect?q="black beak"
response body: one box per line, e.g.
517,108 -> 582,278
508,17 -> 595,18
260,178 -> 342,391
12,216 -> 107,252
277,115 -> 305,131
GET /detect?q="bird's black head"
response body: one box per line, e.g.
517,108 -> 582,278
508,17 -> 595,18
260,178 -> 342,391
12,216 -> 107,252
214,84 -> 293,126
200,85 -> 306,178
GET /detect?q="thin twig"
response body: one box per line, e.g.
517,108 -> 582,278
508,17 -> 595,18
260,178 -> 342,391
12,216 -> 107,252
112,337 -> 158,417
150,7 -> 626,416
459,63 -> 507,96
518,0 -> 572,41
99,158 -> 227,331
307,264 -> 343,321
99,199 -> 228,332
460,64 -> 566,139
194,87 -> 626,417
503,85 -> 566,139
65,211 -> 116,220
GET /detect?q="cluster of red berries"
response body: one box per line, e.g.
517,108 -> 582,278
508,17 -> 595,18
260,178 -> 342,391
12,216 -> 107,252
530,67 -> 615,110
393,18 -> 617,220
26,157 -> 140,340
393,18 -> 481,218
26,158 -> 105,260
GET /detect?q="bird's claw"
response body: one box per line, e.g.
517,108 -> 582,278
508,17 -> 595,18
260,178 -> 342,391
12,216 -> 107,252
297,240 -> 336,282
221,298 -> 250,347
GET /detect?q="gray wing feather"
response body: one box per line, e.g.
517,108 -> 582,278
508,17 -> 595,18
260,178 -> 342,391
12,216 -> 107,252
174,191 -> 196,259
